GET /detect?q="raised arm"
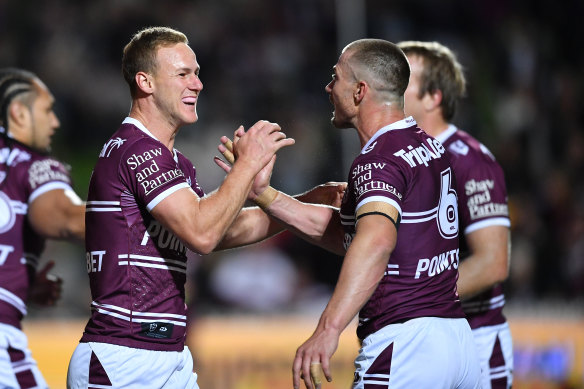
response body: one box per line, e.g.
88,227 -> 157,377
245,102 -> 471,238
150,121 -> 295,255
28,188 -> 85,241
214,136 -> 346,253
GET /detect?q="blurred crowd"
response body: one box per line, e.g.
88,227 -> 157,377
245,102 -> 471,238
1,0 -> 582,317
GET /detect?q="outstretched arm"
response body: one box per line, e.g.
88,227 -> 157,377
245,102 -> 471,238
216,182 -> 347,250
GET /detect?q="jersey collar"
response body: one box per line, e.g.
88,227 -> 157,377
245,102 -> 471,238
361,116 -> 417,154
434,124 -> 458,144
122,117 -> 179,162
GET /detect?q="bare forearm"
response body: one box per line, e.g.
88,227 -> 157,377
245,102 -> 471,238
263,191 -> 345,255
456,227 -> 510,300
28,189 -> 86,242
317,218 -> 394,333
216,207 -> 284,250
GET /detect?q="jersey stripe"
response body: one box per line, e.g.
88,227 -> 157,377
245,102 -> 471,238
0,287 -> 27,315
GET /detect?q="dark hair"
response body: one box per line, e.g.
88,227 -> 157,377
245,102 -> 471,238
343,39 -> 410,106
397,41 -> 466,121
0,68 -> 38,129
122,26 -> 188,97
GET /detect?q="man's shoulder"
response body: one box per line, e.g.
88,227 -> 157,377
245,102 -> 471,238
443,128 -> 499,166
98,124 -> 166,161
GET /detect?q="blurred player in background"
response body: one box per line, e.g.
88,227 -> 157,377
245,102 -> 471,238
0,68 -> 85,389
64,26 -> 349,389
217,38 -> 481,389
398,40 -> 513,388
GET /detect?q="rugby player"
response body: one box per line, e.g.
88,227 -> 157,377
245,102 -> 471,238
217,39 -> 482,389
0,68 -> 85,389
399,40 -> 513,388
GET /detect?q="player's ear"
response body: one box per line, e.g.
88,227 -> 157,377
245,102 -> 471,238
8,100 -> 31,128
353,81 -> 367,104
135,71 -> 154,94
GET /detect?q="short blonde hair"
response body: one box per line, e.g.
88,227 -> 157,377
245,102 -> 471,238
122,27 -> 188,97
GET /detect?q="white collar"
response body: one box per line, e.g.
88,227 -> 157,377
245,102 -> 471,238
361,116 -> 416,153
434,124 -> 458,144
122,117 -> 178,161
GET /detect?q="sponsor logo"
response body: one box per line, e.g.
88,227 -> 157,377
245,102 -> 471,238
28,160 -> 69,189
126,147 -> 163,170
351,162 -> 386,179
99,137 -> 126,158
351,162 -> 403,200
343,232 -> 354,251
414,248 -> 459,279
393,138 -> 445,168
469,203 -> 508,219
126,148 -> 185,195
0,147 -> 31,166
362,141 -> 377,154
141,168 -> 184,195
464,179 -> 508,220
448,140 -> 469,156
86,250 -> 106,273
465,179 -> 494,196
141,220 -> 187,255
140,322 -> 174,339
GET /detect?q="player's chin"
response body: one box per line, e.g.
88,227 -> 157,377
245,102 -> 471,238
182,111 -> 199,124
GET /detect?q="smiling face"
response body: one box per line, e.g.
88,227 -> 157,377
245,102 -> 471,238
151,42 -> 203,128
324,51 -> 358,129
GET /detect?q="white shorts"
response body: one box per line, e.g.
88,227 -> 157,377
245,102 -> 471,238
67,342 -> 199,389
0,323 -> 48,389
353,317 -> 481,389
472,322 -> 513,389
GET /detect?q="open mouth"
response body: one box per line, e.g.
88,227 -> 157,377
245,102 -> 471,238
182,96 -> 197,106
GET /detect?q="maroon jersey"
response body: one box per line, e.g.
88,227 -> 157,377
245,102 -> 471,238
340,117 -> 465,340
436,125 -> 511,329
0,136 -> 73,328
81,118 -> 204,351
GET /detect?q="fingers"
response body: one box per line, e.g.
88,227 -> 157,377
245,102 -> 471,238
292,354 -> 303,389
321,359 -> 333,384
213,156 -> 232,173
310,362 -> 323,389
302,358 -> 314,389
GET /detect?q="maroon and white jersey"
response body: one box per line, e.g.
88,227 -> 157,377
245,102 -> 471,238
340,117 -> 465,340
0,136 -> 73,328
81,118 -> 204,351
436,125 -> 511,329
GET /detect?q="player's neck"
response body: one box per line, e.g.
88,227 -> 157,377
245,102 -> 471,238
356,104 -> 405,147
128,103 -> 177,151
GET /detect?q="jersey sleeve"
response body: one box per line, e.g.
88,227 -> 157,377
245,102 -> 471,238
351,157 -> 406,219
27,158 -> 73,203
119,138 -> 191,212
451,149 -> 510,235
